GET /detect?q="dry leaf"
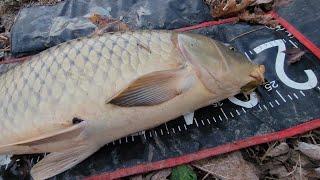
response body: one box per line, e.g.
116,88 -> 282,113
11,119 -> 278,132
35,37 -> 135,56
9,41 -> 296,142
239,11 -> 278,27
316,168 -> 320,176
193,151 -> 259,179
269,165 -> 289,178
142,168 -> 172,180
252,0 -> 273,5
204,0 -> 291,27
306,167 -> 320,178
297,142 -> 320,161
269,164 -> 308,179
150,168 -> 171,180
283,48 -> 306,64
88,13 -> 129,35
0,33 -> 10,50
290,150 -> 312,167
266,142 -> 290,157
207,0 -> 254,18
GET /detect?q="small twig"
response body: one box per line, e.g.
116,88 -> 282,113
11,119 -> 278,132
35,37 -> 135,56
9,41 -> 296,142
284,160 -> 298,177
0,35 -> 9,41
260,141 -> 278,161
201,172 -> 210,180
309,133 -> 317,144
299,154 -> 302,180
264,177 -> 278,180
0,56 -> 31,64
229,27 -> 265,42
192,164 -> 230,180
0,47 -> 10,52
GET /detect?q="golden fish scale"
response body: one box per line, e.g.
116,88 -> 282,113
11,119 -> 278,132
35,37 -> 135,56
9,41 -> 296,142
0,31 -> 183,145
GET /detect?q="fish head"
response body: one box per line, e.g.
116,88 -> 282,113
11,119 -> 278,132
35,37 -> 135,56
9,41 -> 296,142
177,33 -> 265,96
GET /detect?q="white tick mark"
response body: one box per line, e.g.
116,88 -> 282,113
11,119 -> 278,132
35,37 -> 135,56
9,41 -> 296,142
213,117 -> 217,122
207,118 -> 211,124
263,105 -> 268,110
236,110 -> 240,115
172,128 -> 176,134
269,102 -> 274,108
289,39 -> 298,48
276,90 -> 286,102
245,52 -> 251,61
220,108 -> 228,120
194,118 -> 199,127
165,123 -> 170,134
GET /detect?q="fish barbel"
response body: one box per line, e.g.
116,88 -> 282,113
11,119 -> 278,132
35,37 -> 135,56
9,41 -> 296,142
0,30 -> 265,179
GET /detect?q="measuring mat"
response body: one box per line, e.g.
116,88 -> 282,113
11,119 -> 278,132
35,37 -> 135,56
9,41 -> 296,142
0,0 -> 320,179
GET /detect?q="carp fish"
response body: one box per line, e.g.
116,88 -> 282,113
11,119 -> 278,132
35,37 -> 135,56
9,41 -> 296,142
0,30 -> 265,179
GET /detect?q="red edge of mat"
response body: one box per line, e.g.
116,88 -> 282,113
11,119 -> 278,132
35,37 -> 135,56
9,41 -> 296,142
86,12 -> 320,180
87,119 -> 320,180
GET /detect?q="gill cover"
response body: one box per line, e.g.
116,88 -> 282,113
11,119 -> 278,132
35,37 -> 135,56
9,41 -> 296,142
177,33 -> 223,92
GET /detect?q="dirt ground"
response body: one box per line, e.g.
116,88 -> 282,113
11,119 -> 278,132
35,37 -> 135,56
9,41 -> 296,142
0,0 -> 319,179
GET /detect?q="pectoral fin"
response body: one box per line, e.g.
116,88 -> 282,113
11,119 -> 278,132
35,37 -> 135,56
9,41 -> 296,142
31,144 -> 99,180
110,68 -> 195,107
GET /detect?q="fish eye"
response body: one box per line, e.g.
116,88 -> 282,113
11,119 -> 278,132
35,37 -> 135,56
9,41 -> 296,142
229,46 -> 235,51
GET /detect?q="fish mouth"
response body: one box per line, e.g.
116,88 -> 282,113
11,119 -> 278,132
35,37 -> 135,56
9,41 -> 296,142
250,65 -> 265,84
240,65 -> 265,94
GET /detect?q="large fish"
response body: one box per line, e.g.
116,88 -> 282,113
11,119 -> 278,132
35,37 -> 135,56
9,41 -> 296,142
0,31 -> 265,179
